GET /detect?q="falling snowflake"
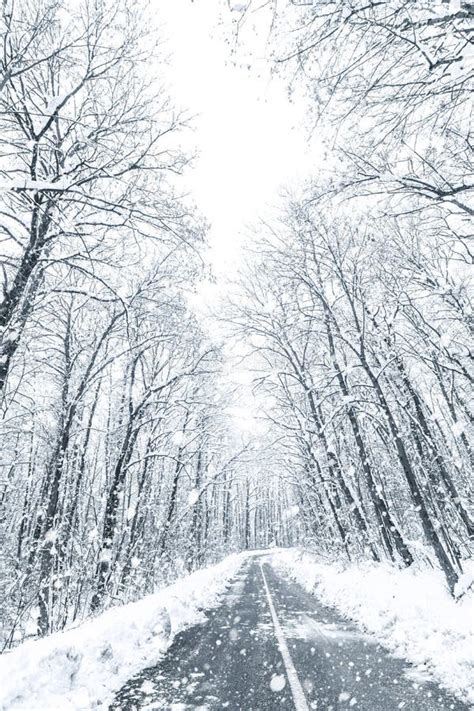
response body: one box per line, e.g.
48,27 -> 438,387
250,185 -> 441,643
270,674 -> 286,692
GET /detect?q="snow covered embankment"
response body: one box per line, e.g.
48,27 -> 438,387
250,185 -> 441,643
271,549 -> 474,705
0,553 -> 247,711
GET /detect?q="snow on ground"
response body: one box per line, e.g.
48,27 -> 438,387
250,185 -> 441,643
271,548 -> 474,705
0,553 -> 247,711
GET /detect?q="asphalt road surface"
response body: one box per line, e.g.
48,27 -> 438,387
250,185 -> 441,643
110,555 -> 469,711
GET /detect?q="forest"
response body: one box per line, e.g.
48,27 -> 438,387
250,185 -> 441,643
0,0 -> 472,660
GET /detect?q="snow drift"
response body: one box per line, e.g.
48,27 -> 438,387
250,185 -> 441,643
0,553 -> 247,711
271,549 -> 474,705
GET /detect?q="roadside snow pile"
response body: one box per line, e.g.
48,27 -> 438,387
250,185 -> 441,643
271,549 -> 474,704
0,553 -> 247,711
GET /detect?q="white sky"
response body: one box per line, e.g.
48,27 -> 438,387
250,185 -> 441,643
153,0 -> 317,432
157,0 -> 314,274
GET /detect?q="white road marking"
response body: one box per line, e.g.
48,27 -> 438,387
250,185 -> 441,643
259,562 -> 310,711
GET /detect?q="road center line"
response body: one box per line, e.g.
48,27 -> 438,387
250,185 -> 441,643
259,562 -> 310,711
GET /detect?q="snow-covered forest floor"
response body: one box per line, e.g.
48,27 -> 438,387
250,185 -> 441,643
1,549 -> 472,710
0,553 -> 247,711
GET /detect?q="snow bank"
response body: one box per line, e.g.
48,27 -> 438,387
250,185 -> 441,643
0,553 -> 247,711
271,549 -> 474,705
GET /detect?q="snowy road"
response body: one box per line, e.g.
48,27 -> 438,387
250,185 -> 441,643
110,555 -> 469,711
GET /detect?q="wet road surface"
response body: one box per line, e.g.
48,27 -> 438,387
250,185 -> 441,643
110,555 -> 469,711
